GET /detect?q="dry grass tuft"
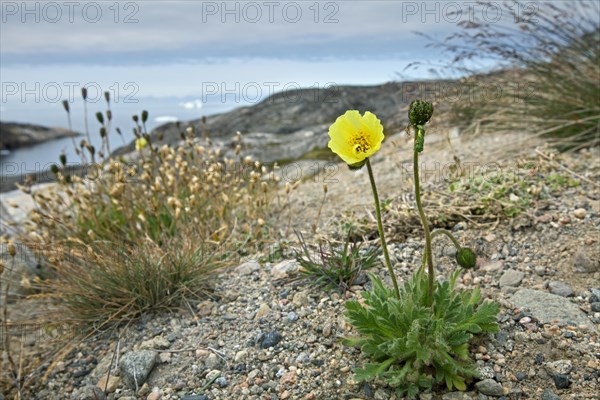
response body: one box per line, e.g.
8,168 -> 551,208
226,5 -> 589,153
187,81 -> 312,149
421,1 -> 599,150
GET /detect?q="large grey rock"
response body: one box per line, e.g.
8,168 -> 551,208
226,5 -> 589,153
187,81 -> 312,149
548,281 -> 574,297
571,249 -> 598,273
475,378 -> 504,396
0,188 -> 55,303
118,350 -> 157,389
0,240 -> 44,304
70,386 -> 106,400
234,261 -> 260,275
271,259 -> 299,280
499,270 -> 524,287
544,360 -> 572,375
542,388 -> 560,400
510,289 -> 594,329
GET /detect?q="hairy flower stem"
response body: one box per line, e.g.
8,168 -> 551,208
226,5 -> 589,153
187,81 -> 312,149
431,229 -> 461,248
421,229 -> 462,268
366,158 -> 400,298
413,149 -> 434,304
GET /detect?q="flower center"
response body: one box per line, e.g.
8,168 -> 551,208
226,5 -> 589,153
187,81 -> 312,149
352,132 -> 371,156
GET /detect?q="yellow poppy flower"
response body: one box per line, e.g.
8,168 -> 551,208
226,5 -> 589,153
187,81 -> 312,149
135,137 -> 148,151
327,110 -> 384,168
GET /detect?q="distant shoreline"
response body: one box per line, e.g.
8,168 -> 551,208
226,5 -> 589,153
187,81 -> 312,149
0,121 -> 79,152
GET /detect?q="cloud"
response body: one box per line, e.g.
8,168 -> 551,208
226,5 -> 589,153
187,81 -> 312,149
154,116 -> 179,123
179,100 -> 203,110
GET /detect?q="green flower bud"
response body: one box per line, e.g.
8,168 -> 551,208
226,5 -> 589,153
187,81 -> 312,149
96,112 -> 104,124
456,247 -> 477,269
100,127 -> 107,138
408,100 -> 434,127
106,110 -> 112,121
59,154 -> 67,166
50,164 -> 59,174
132,115 -> 139,123
104,91 -> 110,104
62,100 -> 70,113
81,87 -> 88,101
116,127 -> 122,136
141,110 -> 149,123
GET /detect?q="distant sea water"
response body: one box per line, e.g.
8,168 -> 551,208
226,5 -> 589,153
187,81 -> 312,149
0,97 -> 245,178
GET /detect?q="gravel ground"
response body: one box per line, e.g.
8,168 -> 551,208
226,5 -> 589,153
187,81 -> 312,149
3,131 -> 599,400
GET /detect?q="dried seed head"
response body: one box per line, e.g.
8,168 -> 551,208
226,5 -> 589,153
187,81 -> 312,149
21,275 -> 31,290
323,183 -> 328,193
8,241 -> 16,257
109,183 -> 125,197
285,182 -> 291,194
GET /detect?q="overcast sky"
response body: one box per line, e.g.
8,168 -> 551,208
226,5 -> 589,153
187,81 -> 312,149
2,1 -> 459,61
0,1 -> 472,101
0,0 -> 584,127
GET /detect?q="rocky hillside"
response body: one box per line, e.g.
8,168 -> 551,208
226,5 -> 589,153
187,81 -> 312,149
113,80 -> 455,163
0,121 -> 79,151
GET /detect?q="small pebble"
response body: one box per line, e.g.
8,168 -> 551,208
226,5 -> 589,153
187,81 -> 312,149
572,208 -> 586,219
519,316 -> 531,324
553,374 -> 570,389
215,377 -> 228,387
287,311 -> 299,322
542,388 -> 560,400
